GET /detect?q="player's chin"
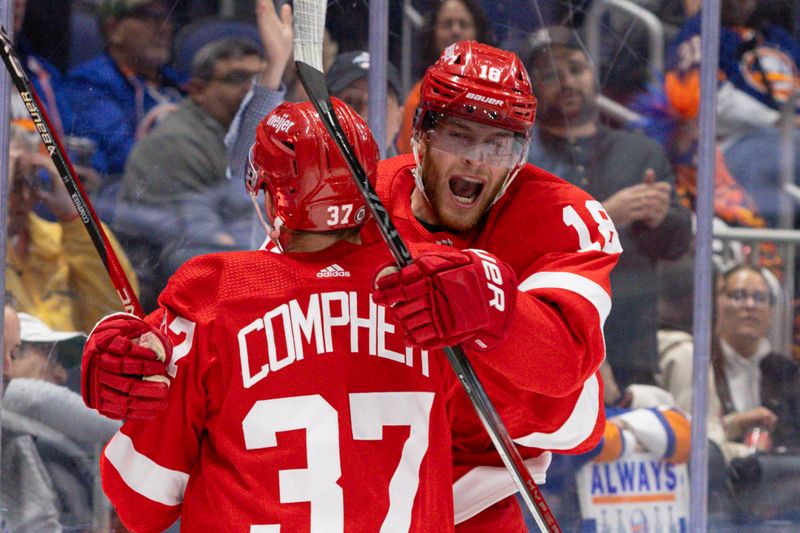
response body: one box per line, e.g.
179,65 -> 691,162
437,199 -> 486,232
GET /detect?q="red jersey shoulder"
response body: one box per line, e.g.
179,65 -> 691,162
478,163 -> 621,268
375,153 -> 416,205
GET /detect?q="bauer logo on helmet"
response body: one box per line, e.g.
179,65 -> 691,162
466,92 -> 504,106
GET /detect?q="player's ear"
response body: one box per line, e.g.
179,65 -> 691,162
412,130 -> 430,163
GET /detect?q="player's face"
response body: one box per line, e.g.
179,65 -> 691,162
417,116 -> 519,232
530,47 -> 596,127
716,269 -> 773,349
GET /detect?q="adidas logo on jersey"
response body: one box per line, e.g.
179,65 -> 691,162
317,264 -> 351,278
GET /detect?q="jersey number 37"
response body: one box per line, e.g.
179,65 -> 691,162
242,392 -> 434,532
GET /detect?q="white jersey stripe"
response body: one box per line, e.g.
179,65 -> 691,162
517,271 -> 611,326
105,431 -> 189,506
510,271 -> 606,449
512,373 -> 600,449
453,453 -> 551,524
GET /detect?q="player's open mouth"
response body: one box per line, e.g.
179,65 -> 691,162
448,176 -> 484,206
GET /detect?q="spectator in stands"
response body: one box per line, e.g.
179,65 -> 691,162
0,301 -> 61,532
666,0 -> 800,227
396,0 -> 493,154
598,0 -> 699,104
657,254 -> 729,453
13,0 -> 74,137
713,265 -> 800,452
116,37 -> 269,301
2,311 -> 120,531
325,50 -> 404,154
525,26 -> 692,389
6,125 -> 138,332
65,0 -> 184,206
660,262 -> 800,457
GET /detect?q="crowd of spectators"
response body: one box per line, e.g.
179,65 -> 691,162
4,0 -> 800,531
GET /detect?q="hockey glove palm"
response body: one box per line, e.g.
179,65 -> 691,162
81,313 -> 171,420
373,249 -> 516,351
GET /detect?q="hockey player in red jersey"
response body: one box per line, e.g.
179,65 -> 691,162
85,99 -> 550,532
81,41 -> 619,531
370,41 -> 621,531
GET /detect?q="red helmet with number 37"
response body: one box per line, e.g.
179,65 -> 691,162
247,98 -> 377,233
415,40 -> 537,137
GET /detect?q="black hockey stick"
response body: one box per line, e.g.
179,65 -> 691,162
0,27 -> 143,318
296,60 -> 561,533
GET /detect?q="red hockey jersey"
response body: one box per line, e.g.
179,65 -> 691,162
100,240 -> 552,532
374,155 -> 621,527
101,241 -> 463,532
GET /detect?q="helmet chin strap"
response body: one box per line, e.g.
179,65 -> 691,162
410,136 -> 428,200
249,193 -> 286,253
490,141 -> 530,206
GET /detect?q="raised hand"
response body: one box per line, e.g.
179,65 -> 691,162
256,0 -> 294,90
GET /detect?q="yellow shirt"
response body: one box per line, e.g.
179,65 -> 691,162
6,213 -> 139,332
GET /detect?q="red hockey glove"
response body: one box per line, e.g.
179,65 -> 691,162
372,249 -> 517,351
81,313 -> 172,420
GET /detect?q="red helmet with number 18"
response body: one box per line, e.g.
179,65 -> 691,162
415,40 -> 537,137
247,98 -> 377,234
413,41 -> 537,204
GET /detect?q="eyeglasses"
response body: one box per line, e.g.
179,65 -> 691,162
724,289 -> 772,307
211,69 -> 260,85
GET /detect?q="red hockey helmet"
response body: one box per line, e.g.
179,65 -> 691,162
415,40 -> 537,136
247,98 -> 376,232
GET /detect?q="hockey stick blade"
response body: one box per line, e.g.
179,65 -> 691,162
0,26 -> 143,317
295,59 -> 561,533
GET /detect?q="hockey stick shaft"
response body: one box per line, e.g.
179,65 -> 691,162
295,60 -> 560,533
0,27 -> 143,318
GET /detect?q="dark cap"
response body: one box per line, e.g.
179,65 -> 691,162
525,26 -> 584,68
326,51 -> 403,100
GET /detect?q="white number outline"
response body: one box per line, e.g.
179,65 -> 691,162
478,64 -> 502,82
326,204 -> 354,226
166,316 -> 196,377
242,392 -> 435,532
562,200 -> 622,254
